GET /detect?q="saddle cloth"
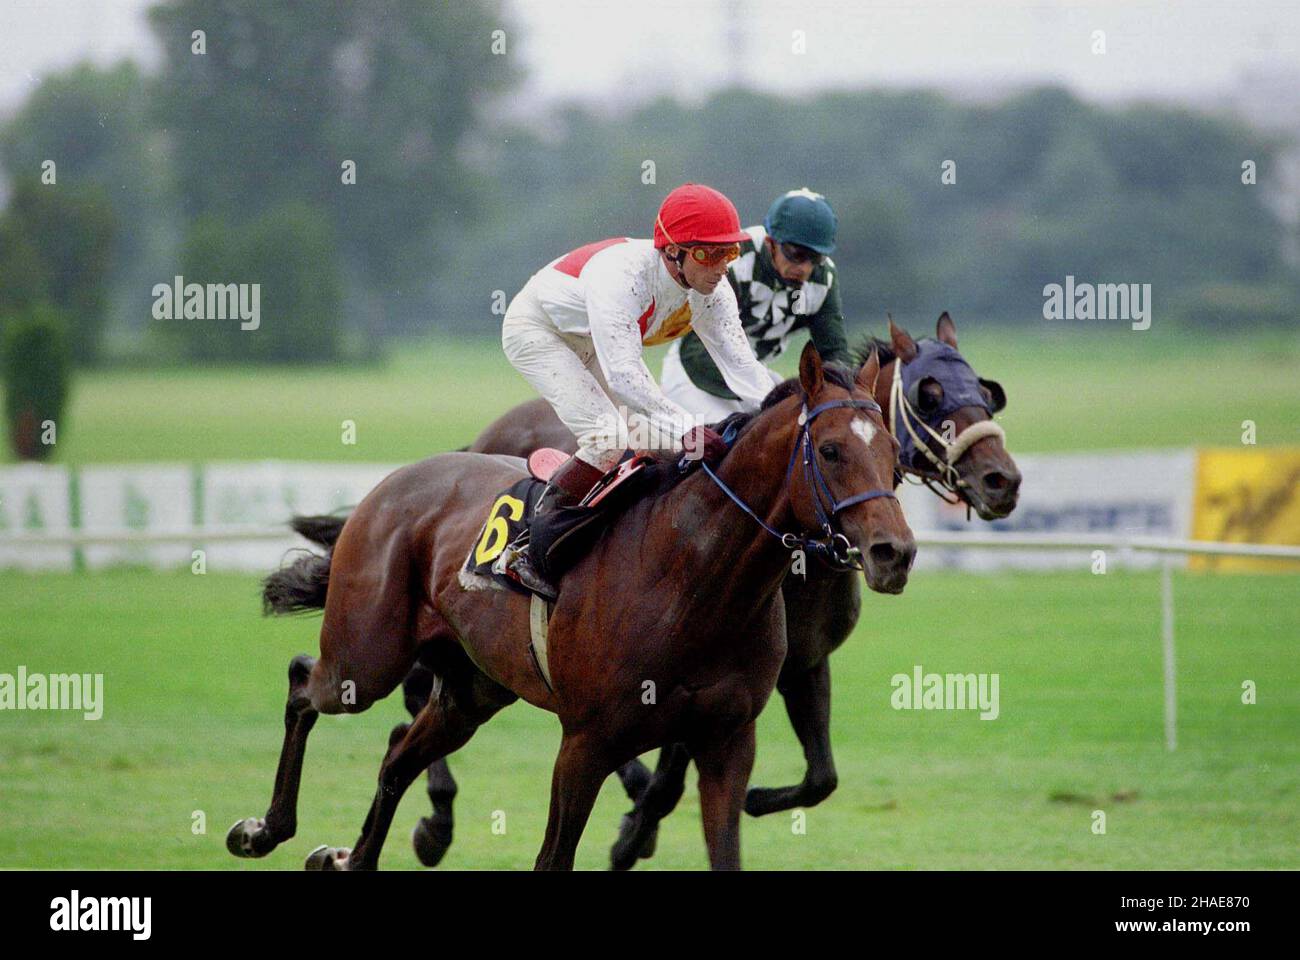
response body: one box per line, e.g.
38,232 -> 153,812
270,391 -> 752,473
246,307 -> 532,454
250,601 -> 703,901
462,450 -> 655,599
463,476 -> 547,597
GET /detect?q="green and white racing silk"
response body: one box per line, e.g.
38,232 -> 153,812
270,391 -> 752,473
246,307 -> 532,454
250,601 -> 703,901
676,225 -> 852,400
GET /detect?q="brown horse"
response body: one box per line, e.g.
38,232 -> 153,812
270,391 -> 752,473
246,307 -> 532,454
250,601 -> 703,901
429,312 -> 1020,869
227,343 -> 914,870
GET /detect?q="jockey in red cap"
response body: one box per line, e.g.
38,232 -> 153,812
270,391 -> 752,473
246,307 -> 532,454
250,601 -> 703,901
499,183 -> 775,597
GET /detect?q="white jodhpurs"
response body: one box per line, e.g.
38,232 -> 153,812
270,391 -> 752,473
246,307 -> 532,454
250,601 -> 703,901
502,285 -> 658,472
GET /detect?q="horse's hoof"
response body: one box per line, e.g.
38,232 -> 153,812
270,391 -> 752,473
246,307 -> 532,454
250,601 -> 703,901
411,816 -> 452,868
638,823 -> 658,860
226,817 -> 271,858
305,845 -> 350,871
610,813 -> 646,871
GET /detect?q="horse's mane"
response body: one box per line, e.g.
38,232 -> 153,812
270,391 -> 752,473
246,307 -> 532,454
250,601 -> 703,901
638,363 -> 859,499
760,362 -> 858,411
852,335 -> 895,369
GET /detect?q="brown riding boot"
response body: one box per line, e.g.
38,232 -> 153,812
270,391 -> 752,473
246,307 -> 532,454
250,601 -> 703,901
501,456 -> 605,600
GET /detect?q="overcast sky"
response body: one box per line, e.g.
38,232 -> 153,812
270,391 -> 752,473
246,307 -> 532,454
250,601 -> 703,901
2,0 -> 1298,119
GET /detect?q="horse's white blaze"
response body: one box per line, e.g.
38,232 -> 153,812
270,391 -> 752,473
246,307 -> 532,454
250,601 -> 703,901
850,417 -> 877,448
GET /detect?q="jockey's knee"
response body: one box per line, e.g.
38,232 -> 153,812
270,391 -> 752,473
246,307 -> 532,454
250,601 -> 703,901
575,444 -> 622,473
574,419 -> 626,471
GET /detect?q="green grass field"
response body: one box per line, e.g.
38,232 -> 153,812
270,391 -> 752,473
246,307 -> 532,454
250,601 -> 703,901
2,325 -> 1297,869
9,325 -> 1300,465
1,568 -> 1296,870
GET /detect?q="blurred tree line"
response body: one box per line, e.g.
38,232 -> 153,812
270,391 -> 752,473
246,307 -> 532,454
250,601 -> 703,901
0,0 -> 1295,388
0,0 -> 515,373
448,85 -> 1297,335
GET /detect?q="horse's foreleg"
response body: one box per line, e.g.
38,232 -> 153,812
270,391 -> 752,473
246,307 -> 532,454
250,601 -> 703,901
745,657 -> 836,816
693,722 -> 757,871
535,733 -> 611,871
402,664 -> 459,867
227,653 -> 320,858
609,743 -> 690,870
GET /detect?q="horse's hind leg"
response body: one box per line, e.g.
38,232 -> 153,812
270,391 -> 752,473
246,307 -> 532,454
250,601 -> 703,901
411,758 -> 458,867
227,653 -> 319,858
403,663 -> 459,867
309,655 -> 511,871
609,743 -> 690,871
228,614 -> 408,860
608,753 -> 656,861
744,656 -> 837,816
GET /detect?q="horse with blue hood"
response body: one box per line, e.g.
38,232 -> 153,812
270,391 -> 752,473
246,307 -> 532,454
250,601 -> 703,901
884,312 -> 1016,518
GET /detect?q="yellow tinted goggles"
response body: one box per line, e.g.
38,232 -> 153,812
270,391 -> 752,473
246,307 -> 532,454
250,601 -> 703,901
686,243 -> 741,266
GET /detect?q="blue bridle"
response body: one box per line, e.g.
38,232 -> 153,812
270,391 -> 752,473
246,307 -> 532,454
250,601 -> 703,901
696,395 -> 898,571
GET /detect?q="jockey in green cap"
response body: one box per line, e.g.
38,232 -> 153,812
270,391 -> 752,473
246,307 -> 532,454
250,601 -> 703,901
661,187 -> 854,420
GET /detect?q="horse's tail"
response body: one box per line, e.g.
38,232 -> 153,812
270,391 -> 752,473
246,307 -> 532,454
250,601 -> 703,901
289,514 -> 347,549
262,514 -> 348,616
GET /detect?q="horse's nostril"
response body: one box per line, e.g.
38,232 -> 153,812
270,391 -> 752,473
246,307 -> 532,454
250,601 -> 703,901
867,539 -> 916,578
868,541 -> 899,564
984,470 -> 1023,497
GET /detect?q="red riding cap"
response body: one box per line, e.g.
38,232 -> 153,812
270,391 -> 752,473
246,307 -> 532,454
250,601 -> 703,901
653,183 -> 749,249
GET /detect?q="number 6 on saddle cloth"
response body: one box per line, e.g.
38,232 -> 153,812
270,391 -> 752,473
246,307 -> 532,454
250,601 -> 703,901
465,449 -> 656,597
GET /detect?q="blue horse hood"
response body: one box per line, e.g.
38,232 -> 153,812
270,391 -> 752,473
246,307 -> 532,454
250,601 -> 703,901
895,339 -> 992,471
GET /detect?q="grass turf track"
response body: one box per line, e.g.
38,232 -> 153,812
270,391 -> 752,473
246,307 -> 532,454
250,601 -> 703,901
1,567 -> 1295,870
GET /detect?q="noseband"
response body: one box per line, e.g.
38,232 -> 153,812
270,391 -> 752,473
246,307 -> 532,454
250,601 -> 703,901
697,395 -> 897,572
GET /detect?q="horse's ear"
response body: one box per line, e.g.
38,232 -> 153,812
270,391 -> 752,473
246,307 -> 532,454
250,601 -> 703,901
936,311 -> 958,348
856,346 -> 881,395
798,341 -> 824,396
979,377 -> 1007,413
889,314 -> 918,363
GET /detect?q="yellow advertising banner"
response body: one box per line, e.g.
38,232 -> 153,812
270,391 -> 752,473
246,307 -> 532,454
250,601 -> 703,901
1192,448 -> 1300,572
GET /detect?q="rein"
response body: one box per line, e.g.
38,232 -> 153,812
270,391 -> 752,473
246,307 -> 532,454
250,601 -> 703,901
698,395 -> 897,572
887,357 -> 1005,509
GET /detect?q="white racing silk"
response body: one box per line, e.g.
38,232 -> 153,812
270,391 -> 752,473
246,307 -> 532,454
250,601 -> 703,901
502,237 -> 772,469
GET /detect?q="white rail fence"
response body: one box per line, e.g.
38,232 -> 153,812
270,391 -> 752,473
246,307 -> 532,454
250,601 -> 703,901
3,451 -> 1297,751
3,522 -> 1297,753
912,532 -> 1300,752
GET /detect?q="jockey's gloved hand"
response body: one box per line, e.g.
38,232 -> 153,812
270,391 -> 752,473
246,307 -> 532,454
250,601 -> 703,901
680,425 -> 728,466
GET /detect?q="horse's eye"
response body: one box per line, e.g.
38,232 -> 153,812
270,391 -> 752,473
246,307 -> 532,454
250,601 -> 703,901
819,443 -> 840,462
918,379 -> 943,413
